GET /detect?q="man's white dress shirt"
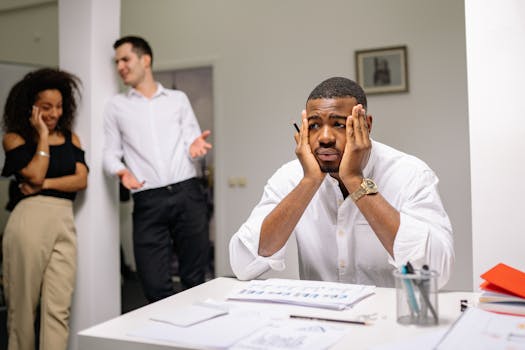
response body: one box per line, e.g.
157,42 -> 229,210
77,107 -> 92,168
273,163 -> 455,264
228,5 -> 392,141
229,140 -> 454,288
103,84 -> 201,192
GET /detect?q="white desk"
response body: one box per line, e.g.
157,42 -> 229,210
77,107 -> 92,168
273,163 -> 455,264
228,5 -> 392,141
78,277 -> 475,350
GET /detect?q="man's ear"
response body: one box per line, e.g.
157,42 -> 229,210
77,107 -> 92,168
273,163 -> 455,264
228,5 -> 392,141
366,115 -> 373,133
142,54 -> 152,69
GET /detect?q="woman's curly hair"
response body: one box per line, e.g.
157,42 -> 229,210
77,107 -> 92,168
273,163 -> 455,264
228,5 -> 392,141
2,68 -> 81,142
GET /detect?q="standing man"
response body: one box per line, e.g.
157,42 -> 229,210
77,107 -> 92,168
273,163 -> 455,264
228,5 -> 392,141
103,36 -> 212,302
230,77 -> 454,288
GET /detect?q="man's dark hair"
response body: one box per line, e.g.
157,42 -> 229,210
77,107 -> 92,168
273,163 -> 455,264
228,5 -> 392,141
307,77 -> 367,109
2,68 -> 81,142
113,35 -> 154,67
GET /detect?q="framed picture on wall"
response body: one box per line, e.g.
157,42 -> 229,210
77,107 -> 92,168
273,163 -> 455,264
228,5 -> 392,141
355,46 -> 408,94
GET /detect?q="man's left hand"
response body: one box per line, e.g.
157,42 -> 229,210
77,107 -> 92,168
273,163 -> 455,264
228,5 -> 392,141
339,104 -> 371,187
190,130 -> 213,158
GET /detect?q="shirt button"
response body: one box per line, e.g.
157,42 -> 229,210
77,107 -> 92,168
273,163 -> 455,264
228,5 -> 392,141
337,199 -> 343,206
339,260 -> 346,268
338,230 -> 344,236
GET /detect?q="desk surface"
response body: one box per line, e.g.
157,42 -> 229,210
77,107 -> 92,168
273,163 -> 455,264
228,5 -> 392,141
78,277 -> 475,350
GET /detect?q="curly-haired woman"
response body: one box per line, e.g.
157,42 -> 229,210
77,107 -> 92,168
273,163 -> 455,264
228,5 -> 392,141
1,68 -> 88,350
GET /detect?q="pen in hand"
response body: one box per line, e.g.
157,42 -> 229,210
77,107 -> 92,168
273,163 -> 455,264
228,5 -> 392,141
293,122 -> 300,133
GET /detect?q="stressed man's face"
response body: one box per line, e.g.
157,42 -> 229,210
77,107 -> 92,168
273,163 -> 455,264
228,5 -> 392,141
305,97 -> 358,173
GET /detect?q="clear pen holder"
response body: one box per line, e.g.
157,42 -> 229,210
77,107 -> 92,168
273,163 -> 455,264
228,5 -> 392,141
393,269 -> 439,326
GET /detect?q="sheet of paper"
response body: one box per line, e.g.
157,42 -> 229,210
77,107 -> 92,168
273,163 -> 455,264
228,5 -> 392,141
228,278 -> 375,310
150,303 -> 228,327
435,307 -> 525,350
129,313 -> 269,349
231,319 -> 349,350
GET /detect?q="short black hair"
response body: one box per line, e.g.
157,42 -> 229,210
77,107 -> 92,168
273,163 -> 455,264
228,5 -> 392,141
307,77 -> 367,109
2,68 -> 81,142
113,35 -> 154,67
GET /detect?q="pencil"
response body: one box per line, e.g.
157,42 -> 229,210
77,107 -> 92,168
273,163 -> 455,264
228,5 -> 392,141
289,314 -> 368,325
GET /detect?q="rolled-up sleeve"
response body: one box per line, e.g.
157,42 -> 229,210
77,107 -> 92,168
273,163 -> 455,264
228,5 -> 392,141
229,165 -> 297,280
392,170 -> 454,288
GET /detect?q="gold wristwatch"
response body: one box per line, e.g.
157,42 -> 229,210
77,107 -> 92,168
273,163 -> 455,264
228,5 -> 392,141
350,178 -> 378,202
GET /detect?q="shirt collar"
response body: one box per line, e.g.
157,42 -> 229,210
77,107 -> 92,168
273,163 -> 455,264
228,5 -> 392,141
127,82 -> 168,98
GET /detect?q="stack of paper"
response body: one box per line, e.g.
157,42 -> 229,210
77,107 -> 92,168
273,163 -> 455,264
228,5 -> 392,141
227,278 -> 375,310
478,263 -> 525,316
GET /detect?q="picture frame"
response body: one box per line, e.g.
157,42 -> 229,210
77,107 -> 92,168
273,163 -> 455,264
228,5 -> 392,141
355,46 -> 408,94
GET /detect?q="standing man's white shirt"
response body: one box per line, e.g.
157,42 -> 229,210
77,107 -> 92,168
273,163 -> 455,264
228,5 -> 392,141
103,83 -> 201,191
229,140 -> 454,288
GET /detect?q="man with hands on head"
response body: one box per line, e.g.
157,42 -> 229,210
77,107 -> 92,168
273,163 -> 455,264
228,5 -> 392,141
229,77 -> 454,288
103,36 -> 212,302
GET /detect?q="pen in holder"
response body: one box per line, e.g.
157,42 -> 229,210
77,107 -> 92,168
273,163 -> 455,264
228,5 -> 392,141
393,264 -> 439,326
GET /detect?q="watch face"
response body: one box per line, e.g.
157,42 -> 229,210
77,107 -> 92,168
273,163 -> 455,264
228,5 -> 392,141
365,179 -> 375,189
363,178 -> 378,194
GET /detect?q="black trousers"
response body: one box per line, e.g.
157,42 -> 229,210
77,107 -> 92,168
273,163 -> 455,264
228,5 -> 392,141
132,178 -> 209,303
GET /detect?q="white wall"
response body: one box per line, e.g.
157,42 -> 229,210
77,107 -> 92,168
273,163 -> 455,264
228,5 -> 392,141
121,0 -> 471,290
0,0 -> 57,66
465,0 -> 525,288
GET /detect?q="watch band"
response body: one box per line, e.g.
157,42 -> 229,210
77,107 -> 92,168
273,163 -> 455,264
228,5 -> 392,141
350,178 -> 378,202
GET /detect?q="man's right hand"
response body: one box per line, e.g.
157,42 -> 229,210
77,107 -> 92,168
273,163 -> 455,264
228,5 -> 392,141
259,110 -> 324,257
294,110 -> 325,183
117,169 -> 145,190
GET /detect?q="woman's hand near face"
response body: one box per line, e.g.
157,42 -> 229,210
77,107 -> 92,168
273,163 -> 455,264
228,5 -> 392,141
31,106 -> 49,137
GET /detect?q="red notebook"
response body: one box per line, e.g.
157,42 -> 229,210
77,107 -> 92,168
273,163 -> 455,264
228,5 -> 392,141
480,263 -> 525,299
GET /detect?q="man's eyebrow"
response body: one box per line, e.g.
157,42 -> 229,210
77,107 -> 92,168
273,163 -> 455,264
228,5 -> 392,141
307,115 -> 321,121
329,115 -> 348,121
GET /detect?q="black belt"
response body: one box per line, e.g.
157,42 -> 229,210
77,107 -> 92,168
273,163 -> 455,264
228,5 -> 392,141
132,177 -> 199,200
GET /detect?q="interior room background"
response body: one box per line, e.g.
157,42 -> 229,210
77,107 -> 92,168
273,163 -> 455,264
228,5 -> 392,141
0,0 -> 523,304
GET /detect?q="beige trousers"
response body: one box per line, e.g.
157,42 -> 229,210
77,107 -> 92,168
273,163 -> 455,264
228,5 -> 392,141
2,196 -> 77,350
